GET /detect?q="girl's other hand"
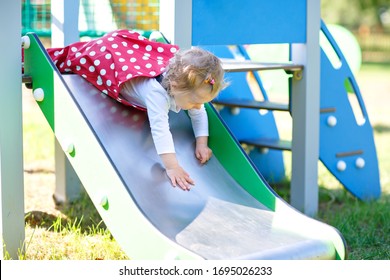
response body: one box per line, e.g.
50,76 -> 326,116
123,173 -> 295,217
195,136 -> 212,164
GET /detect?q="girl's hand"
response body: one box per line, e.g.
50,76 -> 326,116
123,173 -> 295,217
195,136 -> 212,164
160,153 -> 195,191
166,166 -> 194,191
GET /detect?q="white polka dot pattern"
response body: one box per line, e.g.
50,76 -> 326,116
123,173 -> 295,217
47,29 -> 179,105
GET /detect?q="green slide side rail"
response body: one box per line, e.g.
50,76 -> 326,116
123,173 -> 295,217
23,33 -> 55,130
206,104 -> 277,210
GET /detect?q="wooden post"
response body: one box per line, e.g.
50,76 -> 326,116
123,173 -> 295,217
290,0 -> 321,216
51,0 -> 84,204
0,0 -> 25,259
159,0 -> 192,49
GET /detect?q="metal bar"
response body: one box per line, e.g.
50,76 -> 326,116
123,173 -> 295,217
320,107 -> 337,113
212,99 -> 289,112
336,150 -> 363,158
221,59 -> 304,72
241,138 -> 292,151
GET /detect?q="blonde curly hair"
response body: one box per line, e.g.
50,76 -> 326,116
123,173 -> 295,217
162,47 -> 228,99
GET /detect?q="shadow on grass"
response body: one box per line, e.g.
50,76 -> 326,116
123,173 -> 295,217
268,179 -> 346,205
25,191 -> 107,234
25,211 -> 62,229
270,179 -> 389,210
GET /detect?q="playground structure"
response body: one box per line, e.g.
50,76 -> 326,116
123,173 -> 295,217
20,31 -> 346,260
0,0 -> 380,259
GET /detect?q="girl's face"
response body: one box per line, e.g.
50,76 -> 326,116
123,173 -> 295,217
172,86 -> 214,110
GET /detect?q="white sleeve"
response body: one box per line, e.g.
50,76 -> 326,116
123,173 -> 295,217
188,105 -> 209,138
143,81 -> 176,155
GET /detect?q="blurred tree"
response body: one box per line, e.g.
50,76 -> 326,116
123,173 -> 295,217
322,0 -> 390,32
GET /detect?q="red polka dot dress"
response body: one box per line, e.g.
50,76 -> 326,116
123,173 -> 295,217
47,29 -> 179,107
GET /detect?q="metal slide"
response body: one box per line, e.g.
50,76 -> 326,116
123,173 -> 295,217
23,33 -> 346,260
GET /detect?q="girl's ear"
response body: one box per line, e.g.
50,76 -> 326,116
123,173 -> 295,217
169,81 -> 178,95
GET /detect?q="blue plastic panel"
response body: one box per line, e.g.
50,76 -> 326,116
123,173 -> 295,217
319,22 -> 381,200
192,0 -> 307,45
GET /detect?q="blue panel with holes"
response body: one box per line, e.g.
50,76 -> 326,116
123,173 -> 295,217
319,22 -> 381,200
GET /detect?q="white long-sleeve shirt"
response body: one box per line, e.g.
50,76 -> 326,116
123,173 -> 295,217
120,77 -> 209,154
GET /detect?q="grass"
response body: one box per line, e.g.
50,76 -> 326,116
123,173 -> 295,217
21,194 -> 128,260
6,63 -> 389,260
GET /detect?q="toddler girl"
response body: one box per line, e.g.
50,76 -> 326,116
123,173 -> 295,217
47,29 -> 227,191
